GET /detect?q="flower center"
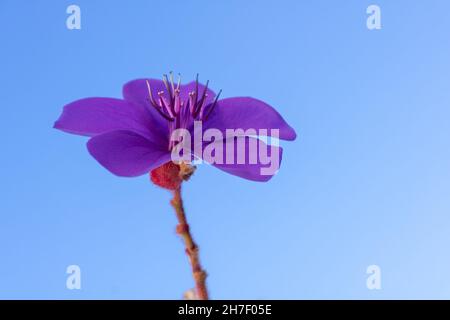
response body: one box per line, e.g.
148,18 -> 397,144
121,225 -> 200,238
145,73 -> 221,150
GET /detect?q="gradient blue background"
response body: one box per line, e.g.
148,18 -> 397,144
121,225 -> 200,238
1,0 -> 450,299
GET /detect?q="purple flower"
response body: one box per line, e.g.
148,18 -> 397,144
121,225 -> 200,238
54,74 -> 296,182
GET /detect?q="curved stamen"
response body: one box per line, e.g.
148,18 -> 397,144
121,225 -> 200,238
156,103 -> 175,122
146,80 -> 174,122
181,100 -> 190,129
163,74 -> 174,112
198,94 -> 208,119
145,97 -> 174,122
169,71 -> 175,93
174,89 -> 181,114
145,80 -> 158,108
188,92 -> 196,114
194,74 -> 199,110
176,73 -> 181,91
158,92 -> 175,118
204,89 -> 222,120
194,80 -> 209,118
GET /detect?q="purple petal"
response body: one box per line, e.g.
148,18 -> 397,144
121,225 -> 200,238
203,97 -> 297,141
87,130 -> 171,177
194,136 -> 283,182
122,79 -> 171,136
54,97 -> 167,146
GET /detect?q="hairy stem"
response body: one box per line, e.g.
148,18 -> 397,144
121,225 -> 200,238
170,187 -> 209,300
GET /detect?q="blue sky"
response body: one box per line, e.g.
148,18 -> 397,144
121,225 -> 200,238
1,0 -> 450,299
